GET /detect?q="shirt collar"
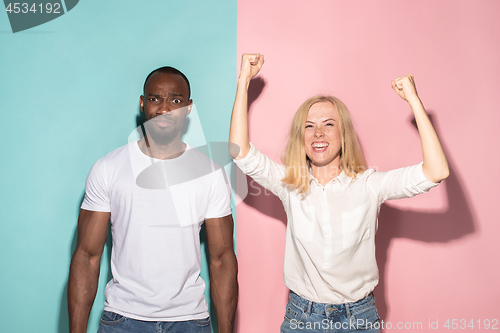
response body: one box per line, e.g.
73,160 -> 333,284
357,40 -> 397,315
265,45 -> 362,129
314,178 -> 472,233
309,169 -> 351,187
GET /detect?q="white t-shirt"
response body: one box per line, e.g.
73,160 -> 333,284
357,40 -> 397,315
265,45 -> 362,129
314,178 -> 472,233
234,143 -> 439,304
81,141 -> 232,321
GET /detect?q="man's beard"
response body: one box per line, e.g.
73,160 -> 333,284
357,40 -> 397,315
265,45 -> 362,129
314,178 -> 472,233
142,115 -> 179,146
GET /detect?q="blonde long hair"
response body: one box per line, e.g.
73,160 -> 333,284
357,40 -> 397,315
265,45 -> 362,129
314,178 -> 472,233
281,95 -> 366,194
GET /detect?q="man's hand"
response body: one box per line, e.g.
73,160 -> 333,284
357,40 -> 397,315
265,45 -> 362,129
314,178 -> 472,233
239,53 -> 264,81
391,74 -> 419,102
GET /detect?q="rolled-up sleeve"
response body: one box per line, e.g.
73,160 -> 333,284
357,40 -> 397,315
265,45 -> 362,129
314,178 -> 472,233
369,162 -> 440,204
233,143 -> 288,200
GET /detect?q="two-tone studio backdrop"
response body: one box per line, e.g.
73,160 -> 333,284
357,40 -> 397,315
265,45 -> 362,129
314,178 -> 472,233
1,1 -> 499,332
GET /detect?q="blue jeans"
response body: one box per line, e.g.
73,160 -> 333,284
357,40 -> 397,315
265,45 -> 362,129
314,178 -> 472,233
280,291 -> 380,333
96,311 -> 211,333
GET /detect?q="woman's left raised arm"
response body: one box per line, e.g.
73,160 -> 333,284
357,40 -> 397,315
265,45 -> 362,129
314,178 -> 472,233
392,75 -> 449,183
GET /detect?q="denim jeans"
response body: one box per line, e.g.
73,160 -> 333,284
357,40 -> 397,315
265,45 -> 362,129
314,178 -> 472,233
280,291 -> 380,333
96,311 -> 211,333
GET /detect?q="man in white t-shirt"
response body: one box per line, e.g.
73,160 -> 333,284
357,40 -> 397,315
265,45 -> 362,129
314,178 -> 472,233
68,67 -> 238,333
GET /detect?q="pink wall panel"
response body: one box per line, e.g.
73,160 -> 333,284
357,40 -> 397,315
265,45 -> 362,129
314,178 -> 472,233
237,0 -> 500,332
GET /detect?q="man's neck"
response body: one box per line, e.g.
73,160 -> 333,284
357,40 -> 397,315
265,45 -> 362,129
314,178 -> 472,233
138,136 -> 186,160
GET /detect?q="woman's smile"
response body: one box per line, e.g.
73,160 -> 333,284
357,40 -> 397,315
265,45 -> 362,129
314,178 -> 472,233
304,102 -> 342,168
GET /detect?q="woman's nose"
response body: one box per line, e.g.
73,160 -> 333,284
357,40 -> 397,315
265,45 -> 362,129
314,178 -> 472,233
314,127 -> 324,137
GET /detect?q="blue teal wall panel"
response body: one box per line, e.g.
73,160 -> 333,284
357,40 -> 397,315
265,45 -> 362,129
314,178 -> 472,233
0,1 -> 236,332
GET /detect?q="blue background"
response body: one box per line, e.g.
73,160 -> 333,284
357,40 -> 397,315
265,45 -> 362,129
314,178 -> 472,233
0,1 -> 236,332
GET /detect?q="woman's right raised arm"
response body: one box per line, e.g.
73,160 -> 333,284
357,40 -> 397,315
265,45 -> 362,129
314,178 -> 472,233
229,53 -> 264,160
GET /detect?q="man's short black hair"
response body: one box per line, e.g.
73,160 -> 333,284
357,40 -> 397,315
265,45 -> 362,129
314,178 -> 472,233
143,66 -> 191,98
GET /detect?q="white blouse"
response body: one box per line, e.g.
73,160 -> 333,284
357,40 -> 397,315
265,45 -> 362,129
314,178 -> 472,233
234,143 -> 439,304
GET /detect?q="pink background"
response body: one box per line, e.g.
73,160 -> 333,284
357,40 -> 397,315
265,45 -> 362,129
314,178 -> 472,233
236,0 -> 500,332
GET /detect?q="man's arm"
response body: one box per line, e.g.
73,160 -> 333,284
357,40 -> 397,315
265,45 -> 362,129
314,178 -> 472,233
205,214 -> 238,333
68,209 -> 110,333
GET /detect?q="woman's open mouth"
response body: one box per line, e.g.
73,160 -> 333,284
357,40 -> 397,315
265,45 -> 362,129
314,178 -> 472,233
311,142 -> 329,152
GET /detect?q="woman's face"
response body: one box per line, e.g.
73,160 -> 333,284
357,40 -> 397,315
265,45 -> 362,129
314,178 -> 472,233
304,101 -> 342,168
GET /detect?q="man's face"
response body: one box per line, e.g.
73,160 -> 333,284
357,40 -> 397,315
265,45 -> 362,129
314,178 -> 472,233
140,72 -> 192,144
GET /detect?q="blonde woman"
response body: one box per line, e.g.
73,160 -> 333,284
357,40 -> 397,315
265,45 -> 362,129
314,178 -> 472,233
229,53 -> 449,333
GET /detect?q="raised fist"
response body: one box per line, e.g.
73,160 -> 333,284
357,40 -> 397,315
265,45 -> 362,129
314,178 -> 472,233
239,53 -> 264,81
391,74 -> 419,102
